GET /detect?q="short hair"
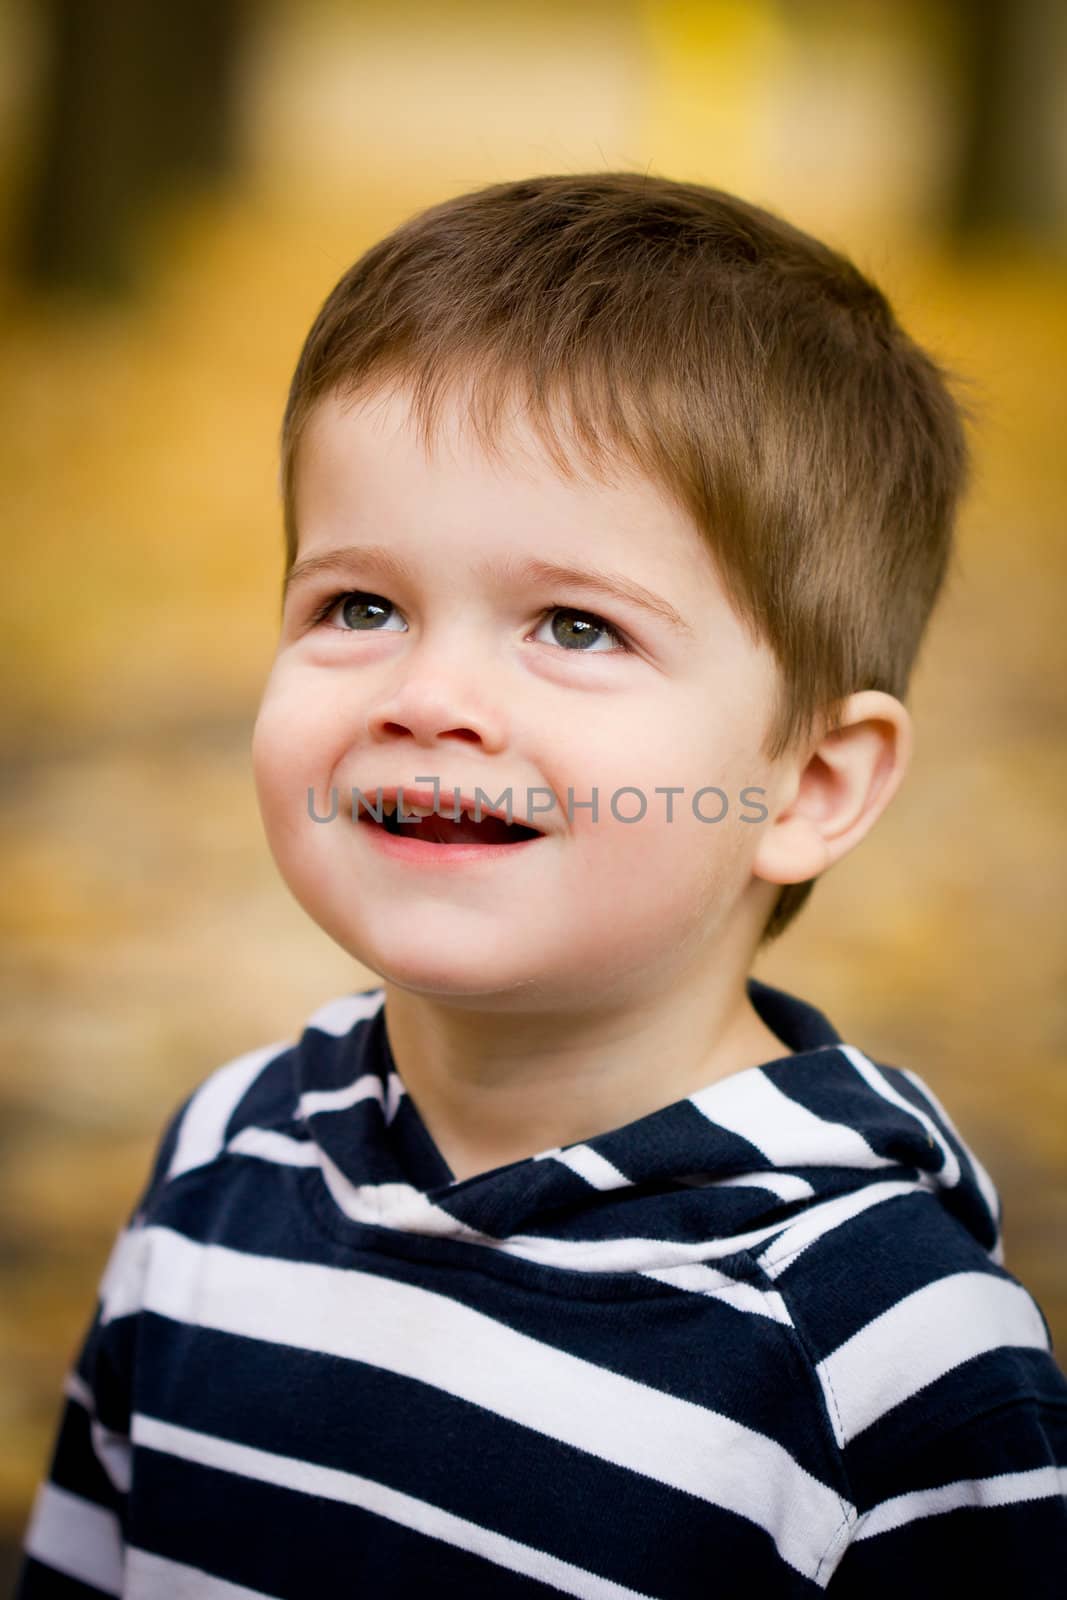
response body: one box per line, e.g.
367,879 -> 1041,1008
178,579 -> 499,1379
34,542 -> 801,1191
279,171 -> 977,946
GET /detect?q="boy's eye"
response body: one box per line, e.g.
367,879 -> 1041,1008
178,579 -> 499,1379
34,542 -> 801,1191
315,592 -> 403,633
531,607 -> 625,653
308,590 -> 628,654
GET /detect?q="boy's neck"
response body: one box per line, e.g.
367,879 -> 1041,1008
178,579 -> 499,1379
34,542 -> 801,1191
379,967 -> 793,1186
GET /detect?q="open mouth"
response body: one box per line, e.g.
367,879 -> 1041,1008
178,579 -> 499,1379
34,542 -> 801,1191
362,804 -> 544,847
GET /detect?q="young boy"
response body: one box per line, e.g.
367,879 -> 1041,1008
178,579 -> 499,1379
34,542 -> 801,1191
16,172 -> 1067,1596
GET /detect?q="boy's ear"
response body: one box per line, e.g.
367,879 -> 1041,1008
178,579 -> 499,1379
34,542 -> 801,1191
752,691 -> 913,887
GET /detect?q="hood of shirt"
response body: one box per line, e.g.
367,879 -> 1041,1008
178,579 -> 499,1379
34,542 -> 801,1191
287,975 -> 1003,1276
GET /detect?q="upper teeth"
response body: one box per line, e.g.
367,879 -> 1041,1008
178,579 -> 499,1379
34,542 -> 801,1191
386,801 -> 461,818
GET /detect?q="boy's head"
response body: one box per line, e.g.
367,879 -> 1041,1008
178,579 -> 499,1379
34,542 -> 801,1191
253,171 -> 973,996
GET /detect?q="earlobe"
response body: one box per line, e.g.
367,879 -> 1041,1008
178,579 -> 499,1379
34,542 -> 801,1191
751,692 -> 912,887
752,812 -> 833,887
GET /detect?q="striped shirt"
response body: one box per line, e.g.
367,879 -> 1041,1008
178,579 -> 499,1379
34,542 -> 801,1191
15,976 -> 1067,1596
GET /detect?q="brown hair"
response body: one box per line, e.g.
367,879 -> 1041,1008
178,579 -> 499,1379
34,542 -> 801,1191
279,171 -> 977,945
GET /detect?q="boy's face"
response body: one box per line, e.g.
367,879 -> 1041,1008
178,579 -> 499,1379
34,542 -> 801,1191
252,383 -> 788,1010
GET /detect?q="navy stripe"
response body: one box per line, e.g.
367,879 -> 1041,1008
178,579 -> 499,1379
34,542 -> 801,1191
15,1560 -> 116,1600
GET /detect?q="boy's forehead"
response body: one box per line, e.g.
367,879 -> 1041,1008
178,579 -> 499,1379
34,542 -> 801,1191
302,381 -> 645,497
298,384 -> 706,571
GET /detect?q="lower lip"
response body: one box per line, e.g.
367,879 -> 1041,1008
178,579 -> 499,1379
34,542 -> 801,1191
355,818 -> 546,867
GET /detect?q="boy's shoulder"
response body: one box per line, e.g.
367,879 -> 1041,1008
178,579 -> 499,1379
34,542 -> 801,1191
127,987 -> 386,1226
757,1052 -> 1063,1476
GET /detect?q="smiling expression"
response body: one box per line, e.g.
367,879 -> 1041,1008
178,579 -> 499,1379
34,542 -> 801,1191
251,383 -> 789,1009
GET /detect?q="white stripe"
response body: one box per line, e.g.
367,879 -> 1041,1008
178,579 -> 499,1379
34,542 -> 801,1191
640,1262 -> 795,1324
305,990 -> 384,1037
385,1070 -> 406,1125
313,1144 -> 520,1239
543,1144 -> 633,1190
690,1067 -> 898,1170
64,1370 -> 93,1410
299,1071 -> 387,1119
818,1271 -> 1053,1445
99,1216 -> 154,1326
132,1414 -> 658,1600
126,1542 -> 281,1598
63,1370 -> 132,1494
227,1125 -> 322,1166
316,1148 -> 486,1236
112,1225 -> 851,1581
22,1480 -> 124,1594
168,1044 -> 289,1182
674,1171 -> 816,1202
853,1463 -> 1067,1540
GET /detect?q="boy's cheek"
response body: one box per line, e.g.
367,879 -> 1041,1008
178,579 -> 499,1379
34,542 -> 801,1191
253,664 -> 359,761
252,674 -> 323,777
251,698 -> 308,837
250,700 -> 282,803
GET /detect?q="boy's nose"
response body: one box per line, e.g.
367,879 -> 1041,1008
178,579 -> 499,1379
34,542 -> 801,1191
365,642 -> 508,752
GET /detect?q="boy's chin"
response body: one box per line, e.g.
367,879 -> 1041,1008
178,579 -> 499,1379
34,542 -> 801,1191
374,960 -> 542,1008
362,943 -> 581,1012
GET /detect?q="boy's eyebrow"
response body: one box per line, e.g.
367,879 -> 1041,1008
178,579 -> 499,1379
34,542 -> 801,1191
284,544 -> 694,637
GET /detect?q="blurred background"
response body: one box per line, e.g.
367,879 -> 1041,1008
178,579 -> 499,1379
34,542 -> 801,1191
1,0 -> 1065,1570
